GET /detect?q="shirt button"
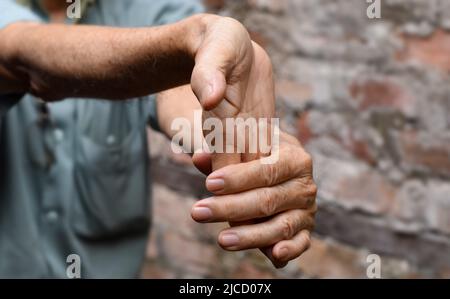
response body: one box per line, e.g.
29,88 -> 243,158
46,210 -> 59,222
54,129 -> 64,142
106,135 -> 116,145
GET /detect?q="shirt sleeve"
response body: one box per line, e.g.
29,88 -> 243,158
0,0 -> 42,29
122,0 -> 205,27
150,0 -> 205,26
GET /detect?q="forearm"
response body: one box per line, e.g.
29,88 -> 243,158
157,85 -> 202,153
0,15 -> 206,100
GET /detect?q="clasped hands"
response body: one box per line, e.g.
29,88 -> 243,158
188,15 -> 317,268
1,13 -> 318,268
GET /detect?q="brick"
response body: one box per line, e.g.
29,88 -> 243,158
314,154 -> 395,215
395,130 -> 450,177
389,180 -> 427,232
276,80 -> 313,110
347,136 -> 377,166
161,232 -> 218,277
384,0 -> 439,25
151,184 -> 196,238
229,261 -> 276,279
247,0 -> 288,14
296,238 -> 366,278
350,78 -> 414,115
397,29 -> 450,72
306,111 -> 380,164
296,237 -> 418,278
439,0 -> 450,30
350,79 -> 411,110
425,181 -> 450,235
141,261 -> 176,279
203,0 -> 225,10
332,168 -> 395,214
296,112 -> 313,145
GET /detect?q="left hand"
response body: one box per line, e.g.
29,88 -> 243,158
191,131 -> 317,268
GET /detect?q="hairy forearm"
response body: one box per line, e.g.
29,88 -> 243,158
0,15 -> 206,100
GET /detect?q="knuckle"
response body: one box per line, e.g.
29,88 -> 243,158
280,216 -> 297,240
309,182 -> 318,198
296,209 -> 315,231
277,183 -> 290,204
302,233 -> 312,251
255,44 -> 273,75
302,153 -> 313,171
258,189 -> 277,217
262,164 -> 278,186
305,196 -> 315,210
300,211 -> 315,231
305,183 -> 318,207
301,205 -> 316,229
306,214 -> 316,231
291,179 -> 317,208
309,202 -> 318,216
286,145 -> 312,177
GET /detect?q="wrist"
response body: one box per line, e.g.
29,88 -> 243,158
178,14 -> 220,60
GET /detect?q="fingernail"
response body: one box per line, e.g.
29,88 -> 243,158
220,232 -> 240,248
206,179 -> 225,192
277,247 -> 289,261
192,207 -> 213,222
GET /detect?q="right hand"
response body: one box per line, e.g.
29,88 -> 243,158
190,14 -> 276,168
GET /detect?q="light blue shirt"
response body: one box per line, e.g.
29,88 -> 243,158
0,0 -> 203,278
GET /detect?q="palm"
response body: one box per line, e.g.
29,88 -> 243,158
202,42 -> 276,169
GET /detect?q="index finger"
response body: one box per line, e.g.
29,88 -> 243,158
205,144 -> 313,195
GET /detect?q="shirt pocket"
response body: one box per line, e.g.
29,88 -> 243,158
72,101 -> 150,239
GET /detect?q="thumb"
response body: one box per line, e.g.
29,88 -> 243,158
190,49 -> 227,111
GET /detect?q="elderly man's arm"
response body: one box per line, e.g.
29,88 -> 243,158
0,16 -> 206,100
0,14 -> 257,116
156,85 -> 203,153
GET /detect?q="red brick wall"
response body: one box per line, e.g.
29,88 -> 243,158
142,0 -> 450,278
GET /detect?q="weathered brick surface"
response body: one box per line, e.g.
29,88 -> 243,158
143,0 -> 450,278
